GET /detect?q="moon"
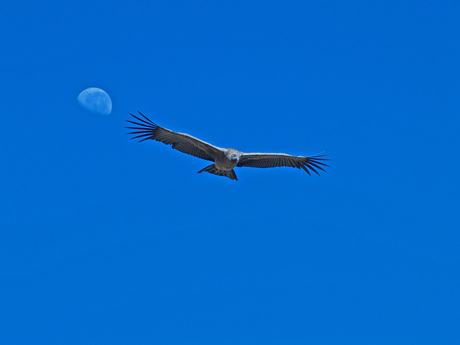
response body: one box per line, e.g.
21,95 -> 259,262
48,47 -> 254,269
77,87 -> 112,115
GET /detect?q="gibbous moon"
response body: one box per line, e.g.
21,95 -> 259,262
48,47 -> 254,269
77,87 -> 112,115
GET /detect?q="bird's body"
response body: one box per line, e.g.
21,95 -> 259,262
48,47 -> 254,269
215,149 -> 241,170
126,112 -> 329,180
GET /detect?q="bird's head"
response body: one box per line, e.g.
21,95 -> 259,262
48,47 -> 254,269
230,153 -> 240,163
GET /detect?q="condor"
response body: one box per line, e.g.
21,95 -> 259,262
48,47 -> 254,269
126,112 -> 329,181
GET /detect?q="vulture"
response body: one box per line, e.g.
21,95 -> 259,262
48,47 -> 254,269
126,112 -> 329,180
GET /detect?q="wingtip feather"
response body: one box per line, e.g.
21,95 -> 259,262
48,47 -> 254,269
126,112 -> 159,141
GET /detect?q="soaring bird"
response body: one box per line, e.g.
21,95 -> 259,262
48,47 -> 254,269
126,112 -> 329,180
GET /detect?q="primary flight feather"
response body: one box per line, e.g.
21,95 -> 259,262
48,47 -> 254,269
126,112 -> 329,180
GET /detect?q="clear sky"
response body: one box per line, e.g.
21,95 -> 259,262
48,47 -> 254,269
1,1 -> 459,344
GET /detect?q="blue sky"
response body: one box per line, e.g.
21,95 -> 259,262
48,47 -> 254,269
1,0 -> 459,343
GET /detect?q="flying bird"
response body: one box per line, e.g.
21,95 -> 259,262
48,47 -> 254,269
126,112 -> 329,180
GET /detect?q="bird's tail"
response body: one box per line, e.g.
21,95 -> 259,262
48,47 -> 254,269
198,164 -> 238,180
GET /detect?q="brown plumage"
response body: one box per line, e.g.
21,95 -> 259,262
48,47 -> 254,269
126,112 -> 329,180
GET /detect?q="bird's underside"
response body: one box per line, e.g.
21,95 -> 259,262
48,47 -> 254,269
126,112 -> 329,180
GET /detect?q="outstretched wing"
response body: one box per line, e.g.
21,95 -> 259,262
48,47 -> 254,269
126,112 -> 222,162
237,153 -> 329,175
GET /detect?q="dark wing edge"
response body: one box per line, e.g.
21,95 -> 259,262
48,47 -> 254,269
237,153 -> 329,176
125,111 -> 221,162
